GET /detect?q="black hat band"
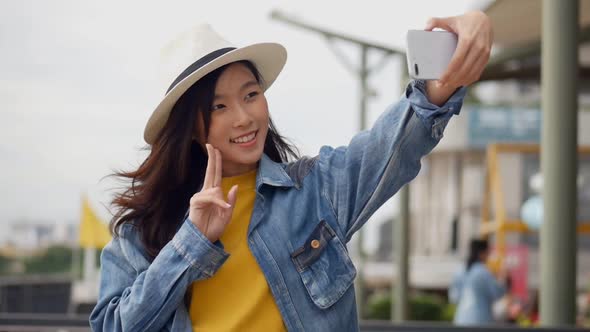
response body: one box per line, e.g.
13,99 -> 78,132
166,47 -> 237,94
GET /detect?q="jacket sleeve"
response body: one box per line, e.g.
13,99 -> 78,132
317,80 -> 467,241
89,218 -> 229,332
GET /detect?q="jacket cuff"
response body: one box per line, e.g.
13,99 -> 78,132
171,218 -> 229,279
405,79 -> 467,140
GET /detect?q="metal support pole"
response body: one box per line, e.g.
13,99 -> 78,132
540,0 -> 578,326
393,57 -> 410,322
67,245 -> 82,314
355,45 -> 369,319
83,247 -> 97,281
393,185 -> 410,321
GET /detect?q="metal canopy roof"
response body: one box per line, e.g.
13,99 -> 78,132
480,0 -> 590,82
485,0 -> 590,48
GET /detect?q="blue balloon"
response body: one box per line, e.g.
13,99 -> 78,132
521,195 -> 543,230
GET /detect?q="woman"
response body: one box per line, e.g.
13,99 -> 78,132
90,12 -> 492,332
449,239 -> 507,325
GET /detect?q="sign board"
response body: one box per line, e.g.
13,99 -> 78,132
468,107 -> 541,148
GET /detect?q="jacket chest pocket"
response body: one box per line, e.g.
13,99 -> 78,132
290,220 -> 357,309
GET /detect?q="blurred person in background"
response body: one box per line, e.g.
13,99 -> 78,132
449,238 -> 508,325
90,11 -> 492,332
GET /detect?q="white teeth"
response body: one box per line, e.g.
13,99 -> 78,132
231,132 -> 256,144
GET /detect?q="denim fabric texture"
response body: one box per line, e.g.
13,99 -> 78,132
90,80 -> 466,331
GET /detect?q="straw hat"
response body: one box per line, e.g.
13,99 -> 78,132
144,24 -> 287,144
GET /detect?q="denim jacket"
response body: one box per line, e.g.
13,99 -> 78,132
90,81 -> 466,332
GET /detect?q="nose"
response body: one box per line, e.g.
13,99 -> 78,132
233,103 -> 252,127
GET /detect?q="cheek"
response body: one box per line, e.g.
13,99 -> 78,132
257,100 -> 270,124
209,125 -> 228,145
261,111 -> 269,126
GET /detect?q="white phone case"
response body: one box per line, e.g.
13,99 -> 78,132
406,30 -> 458,80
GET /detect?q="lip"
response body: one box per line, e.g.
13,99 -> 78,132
230,130 -> 258,148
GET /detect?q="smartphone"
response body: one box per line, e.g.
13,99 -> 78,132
406,30 -> 458,80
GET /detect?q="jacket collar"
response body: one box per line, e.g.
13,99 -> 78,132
256,154 -> 295,190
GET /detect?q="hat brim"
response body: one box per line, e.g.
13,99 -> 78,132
144,43 -> 287,144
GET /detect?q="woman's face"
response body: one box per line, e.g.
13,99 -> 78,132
198,63 -> 269,177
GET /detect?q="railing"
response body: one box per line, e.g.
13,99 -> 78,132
0,314 -> 588,332
360,320 -> 588,331
0,313 -> 90,332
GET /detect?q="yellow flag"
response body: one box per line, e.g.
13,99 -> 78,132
79,196 -> 112,248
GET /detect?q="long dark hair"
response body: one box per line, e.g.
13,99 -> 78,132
110,60 -> 299,259
466,238 -> 489,271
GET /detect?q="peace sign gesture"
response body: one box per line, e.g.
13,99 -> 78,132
188,144 -> 238,243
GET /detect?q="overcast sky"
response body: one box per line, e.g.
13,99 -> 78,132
0,0 -> 483,251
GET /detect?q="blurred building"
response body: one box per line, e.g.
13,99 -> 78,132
1,222 -> 78,256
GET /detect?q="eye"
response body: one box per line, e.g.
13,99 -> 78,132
245,91 -> 259,100
211,103 -> 226,111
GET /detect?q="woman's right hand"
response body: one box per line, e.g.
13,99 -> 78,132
188,144 -> 238,243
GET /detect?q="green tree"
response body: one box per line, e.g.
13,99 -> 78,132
366,291 -> 454,321
24,245 -> 73,274
0,255 -> 14,274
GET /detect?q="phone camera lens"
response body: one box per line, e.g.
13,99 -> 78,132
414,63 -> 419,76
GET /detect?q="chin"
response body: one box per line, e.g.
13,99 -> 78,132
246,150 -> 265,164
232,149 -> 264,166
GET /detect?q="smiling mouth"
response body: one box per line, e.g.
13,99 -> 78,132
230,130 -> 258,144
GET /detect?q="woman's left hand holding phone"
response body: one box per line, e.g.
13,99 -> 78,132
423,10 -> 493,105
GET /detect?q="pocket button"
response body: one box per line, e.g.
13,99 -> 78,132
310,239 -> 320,249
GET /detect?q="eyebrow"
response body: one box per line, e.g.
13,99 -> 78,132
213,80 -> 260,101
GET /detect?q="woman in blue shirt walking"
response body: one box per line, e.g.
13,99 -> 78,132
450,239 -> 508,325
90,11 -> 493,332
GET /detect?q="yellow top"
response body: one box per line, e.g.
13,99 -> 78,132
189,170 -> 286,332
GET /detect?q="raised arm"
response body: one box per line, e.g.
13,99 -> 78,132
318,81 -> 466,241
318,11 -> 492,241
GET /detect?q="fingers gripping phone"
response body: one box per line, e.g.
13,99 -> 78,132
406,30 -> 458,80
